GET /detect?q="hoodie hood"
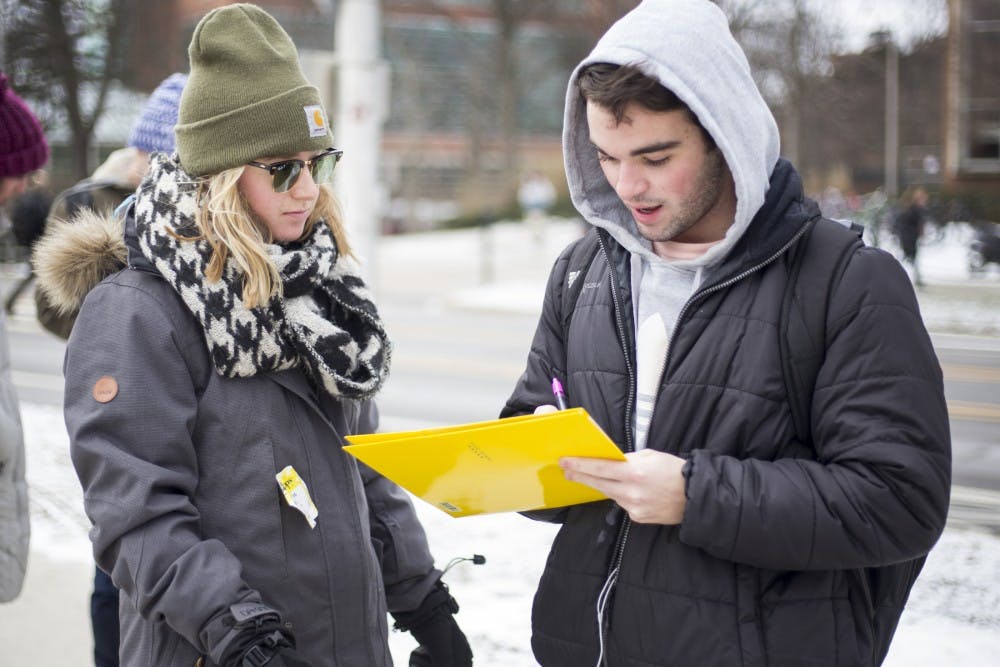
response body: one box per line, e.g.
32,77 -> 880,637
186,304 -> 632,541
564,0 -> 780,266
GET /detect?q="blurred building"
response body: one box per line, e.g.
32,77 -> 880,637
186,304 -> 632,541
91,0 -> 1000,226
123,1 -> 335,91
119,0 -> 591,230
793,35 -> 946,197
790,0 -> 998,221
943,0 -> 1000,218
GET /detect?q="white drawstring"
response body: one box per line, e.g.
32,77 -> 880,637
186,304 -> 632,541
594,565 -> 620,667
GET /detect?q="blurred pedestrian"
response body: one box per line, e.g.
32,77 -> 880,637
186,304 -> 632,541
861,186 -> 888,247
0,74 -> 48,209
4,175 -> 53,314
518,171 -> 556,220
501,1 -> 951,665
0,70 -> 49,604
817,185 -> 848,220
895,185 -> 930,287
36,5 -> 471,666
5,168 -> 51,248
32,71 -> 187,667
519,171 -> 557,244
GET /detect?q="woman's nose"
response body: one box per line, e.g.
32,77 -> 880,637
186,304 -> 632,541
289,166 -> 320,199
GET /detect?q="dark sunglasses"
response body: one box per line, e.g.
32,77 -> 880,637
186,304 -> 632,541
246,148 -> 344,193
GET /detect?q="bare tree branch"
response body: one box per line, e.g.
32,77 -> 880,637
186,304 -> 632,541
3,0 -> 137,179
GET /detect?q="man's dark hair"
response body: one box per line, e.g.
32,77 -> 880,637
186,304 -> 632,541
576,63 -> 716,150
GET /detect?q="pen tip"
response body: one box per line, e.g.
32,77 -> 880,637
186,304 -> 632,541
551,377 -> 563,392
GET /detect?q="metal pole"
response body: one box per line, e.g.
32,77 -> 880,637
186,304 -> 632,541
334,0 -> 388,286
885,36 -> 899,198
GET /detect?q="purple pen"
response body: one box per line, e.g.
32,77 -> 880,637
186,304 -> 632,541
551,377 -> 569,411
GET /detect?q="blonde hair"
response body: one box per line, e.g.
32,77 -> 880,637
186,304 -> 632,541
189,166 -> 353,308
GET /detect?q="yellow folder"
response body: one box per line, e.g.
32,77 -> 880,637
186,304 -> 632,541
343,408 -> 626,517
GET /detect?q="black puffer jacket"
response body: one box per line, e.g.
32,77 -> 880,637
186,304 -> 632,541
502,163 -> 951,667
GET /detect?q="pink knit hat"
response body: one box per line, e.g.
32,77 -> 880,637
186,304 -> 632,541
0,72 -> 49,179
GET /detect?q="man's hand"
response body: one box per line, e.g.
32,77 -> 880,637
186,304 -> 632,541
560,449 -> 688,525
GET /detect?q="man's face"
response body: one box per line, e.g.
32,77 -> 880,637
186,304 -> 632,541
0,175 -> 29,206
586,101 -> 735,250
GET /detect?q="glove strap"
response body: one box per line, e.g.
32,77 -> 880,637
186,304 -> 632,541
212,602 -> 288,666
242,630 -> 288,667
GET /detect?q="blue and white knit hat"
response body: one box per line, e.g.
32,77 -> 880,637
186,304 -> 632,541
127,72 -> 188,154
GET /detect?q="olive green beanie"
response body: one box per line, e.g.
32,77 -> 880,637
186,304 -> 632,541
175,3 -> 333,176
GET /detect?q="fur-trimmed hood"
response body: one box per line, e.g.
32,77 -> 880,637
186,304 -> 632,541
32,208 -> 127,317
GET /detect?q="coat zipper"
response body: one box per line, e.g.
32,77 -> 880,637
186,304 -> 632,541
593,224 -> 810,666
594,233 -> 635,667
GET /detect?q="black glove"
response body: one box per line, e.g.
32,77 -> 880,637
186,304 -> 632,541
217,604 -> 313,667
392,581 -> 473,667
407,646 -> 438,667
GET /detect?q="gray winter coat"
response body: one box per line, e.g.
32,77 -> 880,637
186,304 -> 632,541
0,308 -> 28,603
50,208 -> 439,665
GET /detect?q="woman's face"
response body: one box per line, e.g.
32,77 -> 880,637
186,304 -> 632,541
238,149 -> 321,243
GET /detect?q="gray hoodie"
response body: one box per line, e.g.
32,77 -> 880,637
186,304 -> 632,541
564,0 -> 779,266
562,0 -> 781,449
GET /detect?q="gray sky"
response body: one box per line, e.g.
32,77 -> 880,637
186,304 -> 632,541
830,0 -> 949,51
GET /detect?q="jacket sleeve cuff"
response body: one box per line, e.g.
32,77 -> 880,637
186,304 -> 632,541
204,600 -> 281,664
681,457 -> 694,499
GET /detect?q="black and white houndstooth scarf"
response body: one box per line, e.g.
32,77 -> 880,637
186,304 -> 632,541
133,153 -> 391,400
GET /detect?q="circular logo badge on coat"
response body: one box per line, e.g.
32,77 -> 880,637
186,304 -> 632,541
92,376 -> 119,403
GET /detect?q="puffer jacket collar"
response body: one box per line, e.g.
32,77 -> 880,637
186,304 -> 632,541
699,159 -> 819,291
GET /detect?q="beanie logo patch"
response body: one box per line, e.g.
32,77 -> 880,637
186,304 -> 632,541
304,105 -> 328,138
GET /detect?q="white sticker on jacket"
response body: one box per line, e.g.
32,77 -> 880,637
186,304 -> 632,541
276,465 -> 319,528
